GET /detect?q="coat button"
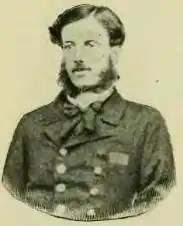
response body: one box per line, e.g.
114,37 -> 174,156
94,166 -> 102,175
86,209 -> 96,217
55,183 -> 66,193
54,204 -> 67,216
56,164 -> 67,174
90,187 -> 99,196
59,148 -> 68,156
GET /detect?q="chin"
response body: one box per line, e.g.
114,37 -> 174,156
73,82 -> 99,91
74,83 -> 96,88
72,79 -> 98,88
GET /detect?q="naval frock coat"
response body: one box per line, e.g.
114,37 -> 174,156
2,89 -> 175,221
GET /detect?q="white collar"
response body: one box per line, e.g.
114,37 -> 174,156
67,87 -> 115,111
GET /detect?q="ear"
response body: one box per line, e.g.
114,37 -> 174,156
111,46 -> 121,65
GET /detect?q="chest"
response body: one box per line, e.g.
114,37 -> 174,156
25,122 -> 143,189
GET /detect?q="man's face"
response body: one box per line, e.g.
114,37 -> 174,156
61,16 -> 118,89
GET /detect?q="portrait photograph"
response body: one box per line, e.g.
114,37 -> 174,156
0,1 -> 182,226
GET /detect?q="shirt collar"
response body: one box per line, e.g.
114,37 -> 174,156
66,87 -> 115,111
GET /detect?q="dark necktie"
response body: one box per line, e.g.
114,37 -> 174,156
63,101 -> 103,134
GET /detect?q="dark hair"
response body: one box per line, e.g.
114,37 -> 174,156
48,4 -> 125,47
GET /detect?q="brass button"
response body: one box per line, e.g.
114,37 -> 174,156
59,148 -> 68,156
94,166 -> 102,175
90,187 -> 99,196
86,209 -> 96,217
56,164 -> 67,174
55,183 -> 66,193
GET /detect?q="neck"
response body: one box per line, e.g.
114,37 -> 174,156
67,85 -> 116,110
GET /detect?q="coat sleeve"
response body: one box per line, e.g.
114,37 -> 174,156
2,115 -> 27,198
131,110 -> 176,214
2,115 -> 54,211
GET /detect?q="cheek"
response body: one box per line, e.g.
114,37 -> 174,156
63,56 -> 74,71
88,52 -> 109,66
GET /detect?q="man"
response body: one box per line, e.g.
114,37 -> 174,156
2,4 -> 175,221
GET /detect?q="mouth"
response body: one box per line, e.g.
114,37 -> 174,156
72,68 -> 91,73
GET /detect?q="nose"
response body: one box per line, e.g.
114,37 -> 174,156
73,47 -> 85,64
74,59 -> 84,64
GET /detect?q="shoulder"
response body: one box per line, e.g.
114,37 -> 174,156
24,103 -> 53,121
124,98 -> 165,124
16,101 -> 59,129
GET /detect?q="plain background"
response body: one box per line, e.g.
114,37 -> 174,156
0,0 -> 182,225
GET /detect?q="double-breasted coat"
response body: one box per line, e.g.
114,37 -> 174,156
2,89 -> 175,221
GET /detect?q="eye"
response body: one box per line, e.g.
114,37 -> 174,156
63,42 -> 74,50
63,44 -> 72,50
85,40 -> 98,48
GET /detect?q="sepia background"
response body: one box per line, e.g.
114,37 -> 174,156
0,0 -> 182,225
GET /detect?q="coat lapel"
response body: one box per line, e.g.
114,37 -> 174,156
100,88 -> 127,126
44,116 -> 80,148
43,92 -> 80,148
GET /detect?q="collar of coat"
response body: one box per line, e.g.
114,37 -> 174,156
43,88 -> 128,148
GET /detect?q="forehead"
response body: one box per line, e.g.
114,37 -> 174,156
62,16 -> 109,43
